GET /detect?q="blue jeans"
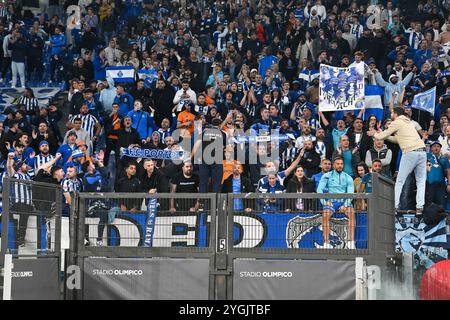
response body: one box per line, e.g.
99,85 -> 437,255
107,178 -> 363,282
199,163 -> 223,193
395,150 -> 427,209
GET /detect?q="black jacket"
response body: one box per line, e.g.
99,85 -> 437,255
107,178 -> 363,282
114,175 -> 142,210
348,130 -> 373,162
114,127 -> 141,151
286,176 -> 316,211
140,168 -> 169,193
286,176 -> 315,193
152,87 -> 175,124
8,38 -> 28,63
299,148 -> 321,178
221,174 -> 254,193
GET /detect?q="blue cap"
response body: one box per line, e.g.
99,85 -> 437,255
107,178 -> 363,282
14,161 -> 24,171
72,149 -> 83,159
39,140 -> 49,147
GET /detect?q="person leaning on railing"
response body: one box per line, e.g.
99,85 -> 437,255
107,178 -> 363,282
286,165 -> 315,212
316,156 -> 356,250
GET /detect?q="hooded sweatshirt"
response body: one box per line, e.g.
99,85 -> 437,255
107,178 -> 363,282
375,72 -> 414,106
374,115 -> 425,153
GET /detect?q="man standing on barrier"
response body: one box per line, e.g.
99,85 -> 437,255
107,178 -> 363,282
368,107 -> 427,215
317,156 -> 356,249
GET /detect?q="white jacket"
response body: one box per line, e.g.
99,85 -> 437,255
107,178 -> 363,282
3,34 -> 12,58
173,88 -> 197,105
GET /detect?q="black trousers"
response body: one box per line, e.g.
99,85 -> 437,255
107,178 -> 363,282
10,203 -> 34,245
1,56 -> 11,80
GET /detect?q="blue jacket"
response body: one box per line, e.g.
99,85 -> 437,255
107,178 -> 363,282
257,179 -> 285,212
50,34 -> 66,56
149,113 -> 178,141
127,110 -> 152,140
317,170 -> 354,206
427,152 -> 449,185
93,56 -> 107,81
56,143 -> 78,166
259,55 -> 278,79
114,93 -> 134,117
413,49 -> 432,69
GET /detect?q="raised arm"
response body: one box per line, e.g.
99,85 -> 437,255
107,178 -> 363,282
6,152 -> 15,177
318,111 -> 330,127
36,153 -> 62,173
284,151 -> 303,177
374,70 -> 388,87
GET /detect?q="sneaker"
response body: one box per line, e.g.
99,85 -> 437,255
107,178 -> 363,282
416,208 -> 423,216
96,240 -> 103,247
346,241 -> 356,249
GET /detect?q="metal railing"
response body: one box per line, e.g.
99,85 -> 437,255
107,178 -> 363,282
1,178 -> 62,261
70,192 -> 218,300
0,174 -> 395,299
0,178 -> 63,300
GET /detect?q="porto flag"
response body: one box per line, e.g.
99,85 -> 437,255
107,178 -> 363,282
106,66 -> 136,83
411,87 -> 436,114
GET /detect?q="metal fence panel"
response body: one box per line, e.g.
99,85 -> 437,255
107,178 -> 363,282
83,257 -> 210,300
232,259 -> 356,300
1,178 -> 62,259
76,193 -> 217,257
11,257 -> 60,300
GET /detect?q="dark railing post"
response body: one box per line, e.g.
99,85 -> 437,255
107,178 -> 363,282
214,193 -> 228,300
1,179 -> 11,265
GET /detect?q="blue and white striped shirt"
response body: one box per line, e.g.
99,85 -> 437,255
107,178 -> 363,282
11,172 -> 33,205
33,154 -> 55,170
61,177 -> 83,204
71,114 -> 99,139
409,32 -> 424,50
280,147 -> 299,171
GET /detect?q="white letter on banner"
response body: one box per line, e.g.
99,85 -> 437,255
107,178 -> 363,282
152,216 -> 197,247
233,215 -> 265,248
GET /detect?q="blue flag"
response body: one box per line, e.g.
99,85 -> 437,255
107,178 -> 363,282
363,85 -> 385,121
411,87 -> 436,114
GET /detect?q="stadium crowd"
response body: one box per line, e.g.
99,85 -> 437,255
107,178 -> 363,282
1,0 -> 450,247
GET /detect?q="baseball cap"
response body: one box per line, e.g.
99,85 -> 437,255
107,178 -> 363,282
76,140 -> 86,147
39,140 -> 49,147
14,161 -> 25,172
366,58 -> 376,65
250,69 -> 258,73
430,141 -> 442,148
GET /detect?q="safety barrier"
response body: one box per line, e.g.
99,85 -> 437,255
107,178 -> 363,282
0,174 -> 396,299
0,178 -> 62,300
